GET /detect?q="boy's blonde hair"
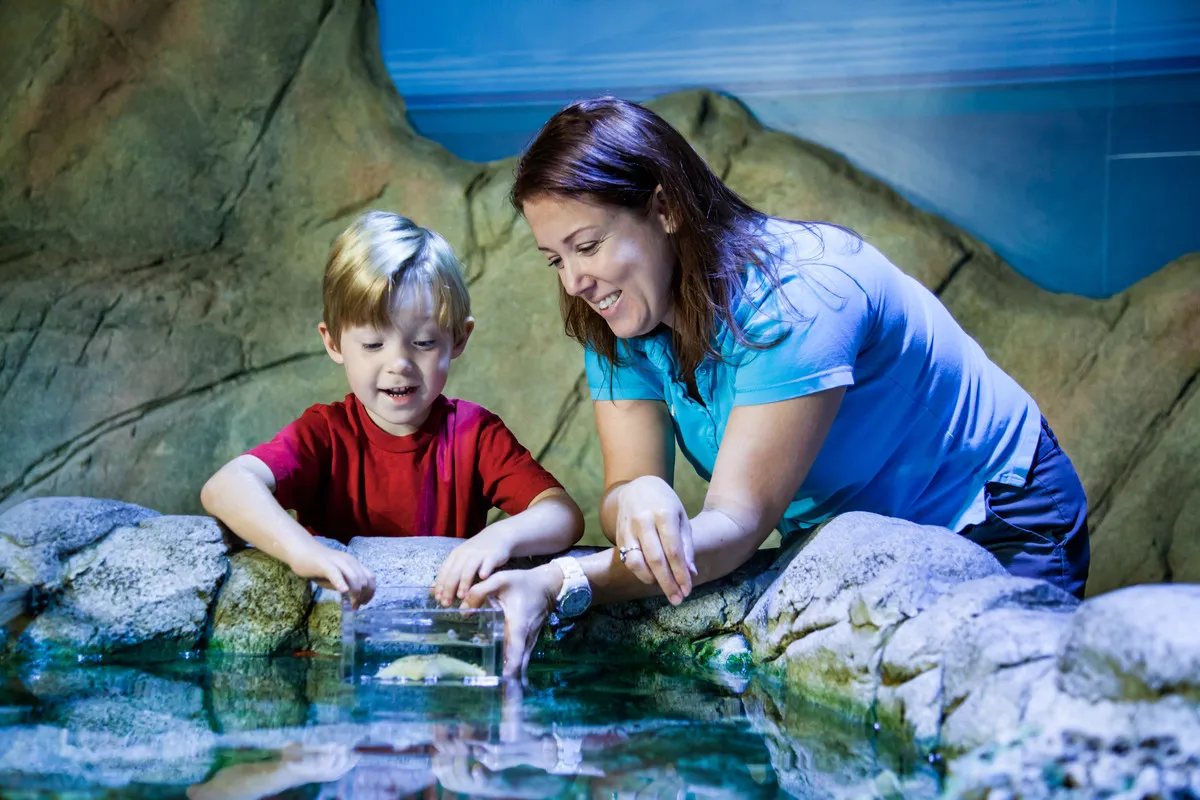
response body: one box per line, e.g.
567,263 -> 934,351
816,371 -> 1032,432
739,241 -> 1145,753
322,211 -> 471,347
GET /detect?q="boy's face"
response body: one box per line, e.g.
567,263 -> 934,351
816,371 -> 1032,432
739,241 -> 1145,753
320,286 -> 473,436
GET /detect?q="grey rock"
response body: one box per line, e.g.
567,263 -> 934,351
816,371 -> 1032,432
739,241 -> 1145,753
943,674 -> 1200,796
780,619 -> 886,716
209,549 -> 312,656
881,574 -> 1078,686
941,607 -> 1071,708
941,658 -> 1057,755
347,536 -> 459,590
558,548 -> 781,660
16,515 -> 227,658
0,497 -> 159,587
875,667 -> 943,745
1058,584 -> 1200,703
741,513 -> 1003,717
745,513 -> 1005,664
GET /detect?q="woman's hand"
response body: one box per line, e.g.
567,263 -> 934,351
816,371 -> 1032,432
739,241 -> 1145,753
463,565 -> 561,679
611,476 -> 697,605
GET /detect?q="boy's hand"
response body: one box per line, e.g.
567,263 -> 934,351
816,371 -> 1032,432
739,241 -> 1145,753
288,541 -> 376,609
434,526 -> 514,607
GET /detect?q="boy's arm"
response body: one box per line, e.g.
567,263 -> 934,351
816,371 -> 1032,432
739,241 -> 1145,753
200,454 -> 375,607
474,411 -> 584,551
434,486 -> 583,607
488,486 -> 585,558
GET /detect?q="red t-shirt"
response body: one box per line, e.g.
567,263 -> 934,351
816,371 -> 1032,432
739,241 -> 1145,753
246,394 -> 562,544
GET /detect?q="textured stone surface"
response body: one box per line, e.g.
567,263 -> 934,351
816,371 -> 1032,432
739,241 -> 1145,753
209,549 -> 312,656
880,575 -> 1078,686
346,535 -> 460,590
15,515 -> 227,658
1083,373 -> 1200,593
0,497 -> 159,586
1058,584 -> 1200,703
744,513 -> 1004,664
307,586 -> 345,655
940,608 -> 1071,710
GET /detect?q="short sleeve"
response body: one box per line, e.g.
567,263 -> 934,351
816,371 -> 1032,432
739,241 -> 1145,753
732,267 -> 870,407
245,407 -> 332,514
585,343 -> 664,402
476,413 -> 564,517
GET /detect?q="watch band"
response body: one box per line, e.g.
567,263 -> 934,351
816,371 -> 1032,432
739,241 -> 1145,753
551,555 -> 586,588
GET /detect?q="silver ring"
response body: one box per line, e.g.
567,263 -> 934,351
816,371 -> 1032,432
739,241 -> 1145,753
618,546 -> 641,563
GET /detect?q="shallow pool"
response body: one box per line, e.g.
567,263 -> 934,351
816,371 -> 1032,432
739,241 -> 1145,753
0,655 -> 937,798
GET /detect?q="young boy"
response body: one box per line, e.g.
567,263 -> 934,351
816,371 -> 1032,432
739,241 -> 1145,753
201,211 -> 584,609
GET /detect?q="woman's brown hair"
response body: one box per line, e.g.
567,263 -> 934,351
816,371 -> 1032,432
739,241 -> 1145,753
510,96 -> 786,398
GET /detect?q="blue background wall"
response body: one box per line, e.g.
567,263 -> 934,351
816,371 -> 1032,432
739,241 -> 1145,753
379,1 -> 1200,297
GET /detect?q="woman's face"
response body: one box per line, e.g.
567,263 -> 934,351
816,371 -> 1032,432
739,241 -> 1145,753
523,192 -> 677,339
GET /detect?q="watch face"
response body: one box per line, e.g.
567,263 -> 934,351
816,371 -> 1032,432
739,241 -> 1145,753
559,586 -> 592,618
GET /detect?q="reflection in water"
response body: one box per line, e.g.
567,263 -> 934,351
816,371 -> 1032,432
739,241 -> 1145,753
0,656 -> 935,798
188,743 -> 359,800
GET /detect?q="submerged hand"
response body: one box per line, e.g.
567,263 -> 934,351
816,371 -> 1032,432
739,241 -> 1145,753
463,565 -> 559,679
613,476 -> 697,605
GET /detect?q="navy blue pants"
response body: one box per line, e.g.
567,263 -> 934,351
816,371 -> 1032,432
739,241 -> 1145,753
960,417 -> 1091,599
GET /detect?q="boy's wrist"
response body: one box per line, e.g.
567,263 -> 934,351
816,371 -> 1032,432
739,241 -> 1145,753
281,535 -> 323,568
481,518 -> 518,557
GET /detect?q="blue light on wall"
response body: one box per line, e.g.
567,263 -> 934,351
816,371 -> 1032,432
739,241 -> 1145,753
379,0 -> 1200,298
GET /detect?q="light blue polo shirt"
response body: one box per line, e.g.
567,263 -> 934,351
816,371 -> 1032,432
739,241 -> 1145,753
585,220 -> 1041,535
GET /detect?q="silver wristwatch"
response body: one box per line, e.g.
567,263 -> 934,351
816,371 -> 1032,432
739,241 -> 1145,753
547,556 -> 592,639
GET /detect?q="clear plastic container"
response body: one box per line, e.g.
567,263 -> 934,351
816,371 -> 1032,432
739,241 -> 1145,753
341,585 -> 504,686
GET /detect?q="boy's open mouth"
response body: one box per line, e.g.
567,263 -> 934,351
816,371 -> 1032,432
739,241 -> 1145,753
382,387 -> 417,397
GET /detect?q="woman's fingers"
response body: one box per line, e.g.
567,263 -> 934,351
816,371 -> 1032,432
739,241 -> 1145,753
636,514 -> 685,604
618,513 -> 657,586
619,513 -> 686,599
656,509 -> 694,597
462,573 -> 501,608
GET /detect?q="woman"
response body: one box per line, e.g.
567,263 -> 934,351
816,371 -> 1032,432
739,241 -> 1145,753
466,97 -> 1089,677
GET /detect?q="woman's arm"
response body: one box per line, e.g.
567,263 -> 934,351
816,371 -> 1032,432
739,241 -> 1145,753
592,397 -> 698,601
596,384 -> 845,599
467,386 -> 845,676
594,397 -> 676,540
